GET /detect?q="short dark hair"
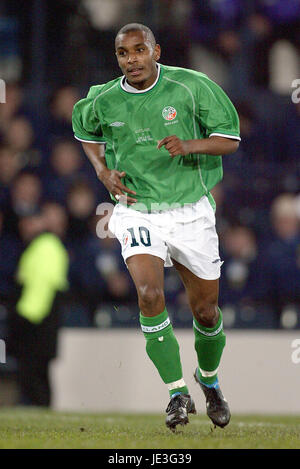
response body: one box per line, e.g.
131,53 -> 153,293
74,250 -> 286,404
115,23 -> 156,49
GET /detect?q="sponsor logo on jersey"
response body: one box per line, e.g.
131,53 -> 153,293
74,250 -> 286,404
162,106 -> 177,121
109,121 -> 125,127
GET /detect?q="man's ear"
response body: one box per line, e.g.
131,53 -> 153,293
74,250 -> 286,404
154,44 -> 161,61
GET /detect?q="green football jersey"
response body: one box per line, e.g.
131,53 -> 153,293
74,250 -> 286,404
72,64 -> 240,212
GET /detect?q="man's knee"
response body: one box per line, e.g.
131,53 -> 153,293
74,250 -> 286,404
138,285 -> 165,315
192,299 -> 219,328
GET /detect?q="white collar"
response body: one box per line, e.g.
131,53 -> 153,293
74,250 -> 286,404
121,63 -> 161,93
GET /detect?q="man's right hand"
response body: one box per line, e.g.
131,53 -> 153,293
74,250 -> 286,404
98,169 -> 137,205
80,142 -> 137,205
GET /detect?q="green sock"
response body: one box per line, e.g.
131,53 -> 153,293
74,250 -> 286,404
193,308 -> 226,386
140,308 -> 189,397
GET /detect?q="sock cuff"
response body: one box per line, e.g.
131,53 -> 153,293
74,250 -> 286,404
167,378 -> 186,391
193,308 -> 223,336
140,308 -> 171,335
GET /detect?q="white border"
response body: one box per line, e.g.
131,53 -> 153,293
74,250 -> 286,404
209,132 -> 241,141
120,64 -> 161,93
74,136 -> 106,145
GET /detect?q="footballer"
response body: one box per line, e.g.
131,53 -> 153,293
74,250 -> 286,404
72,23 -> 240,431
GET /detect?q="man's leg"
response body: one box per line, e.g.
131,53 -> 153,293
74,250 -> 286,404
18,355 -> 51,406
172,258 -> 230,428
126,254 -> 196,429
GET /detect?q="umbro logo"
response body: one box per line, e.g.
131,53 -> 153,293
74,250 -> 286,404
109,121 -> 125,127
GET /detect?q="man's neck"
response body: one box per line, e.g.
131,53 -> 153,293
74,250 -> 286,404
123,64 -> 160,93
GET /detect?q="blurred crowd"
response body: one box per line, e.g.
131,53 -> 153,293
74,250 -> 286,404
0,0 -> 299,334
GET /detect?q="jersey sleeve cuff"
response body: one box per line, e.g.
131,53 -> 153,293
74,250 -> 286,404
208,132 -> 241,141
74,134 -> 107,144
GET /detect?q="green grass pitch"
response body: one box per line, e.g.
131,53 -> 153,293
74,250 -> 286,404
0,409 -> 300,449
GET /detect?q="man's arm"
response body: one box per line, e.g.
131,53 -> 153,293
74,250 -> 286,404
81,142 -> 137,204
157,135 -> 239,158
81,142 -> 108,178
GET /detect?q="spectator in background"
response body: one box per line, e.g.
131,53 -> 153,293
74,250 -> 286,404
252,0 -> 300,88
234,100 -> 273,164
189,0 -> 300,93
222,100 -> 280,234
0,11 -> 21,82
0,145 -> 22,209
66,182 -> 133,317
0,148 -> 24,303
210,183 -> 239,237
219,225 -> 260,309
0,209 -> 22,305
190,0 -> 244,51
80,0 -> 144,83
42,201 -> 68,240
93,235 -> 133,304
65,179 -> 100,321
259,194 -> 300,324
0,82 -> 23,135
189,0 -> 254,91
66,178 -> 97,243
3,115 -> 42,169
280,101 -> 300,167
3,170 -> 42,237
0,145 -> 21,186
47,86 -> 81,142
67,200 -> 134,322
155,0 -> 191,69
7,210 -> 69,406
44,138 -> 85,204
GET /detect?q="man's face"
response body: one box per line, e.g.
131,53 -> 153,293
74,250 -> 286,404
115,30 -> 160,89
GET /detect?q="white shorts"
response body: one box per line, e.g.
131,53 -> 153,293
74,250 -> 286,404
108,195 -> 223,280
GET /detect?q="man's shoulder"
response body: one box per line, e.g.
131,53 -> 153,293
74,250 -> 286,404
87,77 -> 122,100
162,64 -> 211,86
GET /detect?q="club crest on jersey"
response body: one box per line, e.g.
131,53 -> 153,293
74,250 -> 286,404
162,106 -> 177,121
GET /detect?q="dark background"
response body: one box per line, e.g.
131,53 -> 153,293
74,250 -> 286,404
0,0 -> 299,339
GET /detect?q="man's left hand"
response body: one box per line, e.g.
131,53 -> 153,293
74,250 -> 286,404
157,135 -> 191,157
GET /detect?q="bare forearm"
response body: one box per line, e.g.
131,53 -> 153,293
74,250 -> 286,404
81,142 -> 108,179
187,136 -> 239,155
80,141 -> 137,204
158,135 -> 240,157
